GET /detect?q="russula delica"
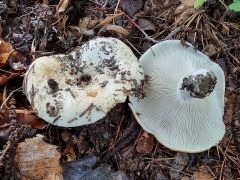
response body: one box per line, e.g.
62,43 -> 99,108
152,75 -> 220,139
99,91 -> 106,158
129,40 -> 225,153
24,37 -> 144,127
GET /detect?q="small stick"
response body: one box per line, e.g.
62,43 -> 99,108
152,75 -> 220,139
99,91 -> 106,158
163,27 -> 181,40
102,0 -> 109,8
0,87 -> 22,110
79,103 -> 94,118
0,143 -> 10,160
123,13 -> 159,43
0,123 -> 10,129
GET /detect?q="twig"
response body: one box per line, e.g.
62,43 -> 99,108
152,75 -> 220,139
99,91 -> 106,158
0,87 -> 22,110
0,124 -> 10,129
114,0 -> 121,14
123,13 -> 159,43
102,0 -> 109,8
0,69 -> 13,74
0,144 -> 10,162
109,115 -> 124,149
163,27 -> 181,40
125,39 -> 142,56
202,162 -> 217,178
105,120 -> 140,159
219,135 -> 231,180
218,0 -> 228,10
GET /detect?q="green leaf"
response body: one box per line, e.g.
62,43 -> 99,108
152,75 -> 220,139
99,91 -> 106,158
229,2 -> 240,12
233,0 -> 240,3
194,0 -> 206,9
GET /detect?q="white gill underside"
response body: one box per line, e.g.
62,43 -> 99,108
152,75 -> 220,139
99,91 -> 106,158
129,40 -> 225,152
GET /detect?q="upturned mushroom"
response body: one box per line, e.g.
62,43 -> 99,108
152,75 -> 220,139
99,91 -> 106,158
24,37 -> 144,127
129,40 -> 225,153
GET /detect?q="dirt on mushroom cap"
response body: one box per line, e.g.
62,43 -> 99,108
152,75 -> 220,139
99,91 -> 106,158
24,37 -> 144,127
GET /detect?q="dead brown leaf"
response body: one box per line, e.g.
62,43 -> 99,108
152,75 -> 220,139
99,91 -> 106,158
136,131 -> 154,153
224,94 -> 236,125
144,0 -> 172,11
8,51 -> 26,70
16,109 -> 45,129
79,17 -> 98,29
57,0 -> 70,13
120,0 -> 143,17
205,44 -> 220,57
98,13 -> 124,27
43,0 -> 49,5
100,25 -> 129,36
193,166 -> 213,180
138,18 -> 156,32
175,5 -> 197,25
64,143 -> 76,161
181,0 -> 195,6
14,135 -> 63,180
222,23 -> 230,35
0,72 -> 21,86
186,30 -> 195,45
0,38 -> 14,68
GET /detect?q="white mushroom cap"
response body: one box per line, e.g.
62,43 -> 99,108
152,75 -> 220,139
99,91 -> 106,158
24,37 -> 144,127
129,40 -> 225,153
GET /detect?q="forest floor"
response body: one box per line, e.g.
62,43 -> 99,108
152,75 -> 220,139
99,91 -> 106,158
0,0 -> 239,179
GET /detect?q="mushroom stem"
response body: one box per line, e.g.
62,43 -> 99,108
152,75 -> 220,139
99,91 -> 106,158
178,69 -> 217,100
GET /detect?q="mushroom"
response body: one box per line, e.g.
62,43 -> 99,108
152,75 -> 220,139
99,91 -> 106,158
129,40 -> 225,153
24,37 -> 144,127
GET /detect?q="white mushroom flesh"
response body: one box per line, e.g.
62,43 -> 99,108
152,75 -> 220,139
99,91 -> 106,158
129,40 -> 225,153
24,37 -> 144,127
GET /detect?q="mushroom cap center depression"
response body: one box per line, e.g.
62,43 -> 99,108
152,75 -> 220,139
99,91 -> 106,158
178,69 -> 217,100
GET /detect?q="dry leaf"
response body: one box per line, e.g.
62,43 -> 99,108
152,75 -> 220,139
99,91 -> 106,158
120,0 -> 143,17
175,4 -> 189,14
100,25 -> 129,36
43,0 -> 49,5
193,172 -> 213,180
0,72 -> 21,86
65,145 -> 76,161
224,94 -> 236,124
136,131 -> 154,153
175,6 -> 197,25
144,0 -> 171,11
205,44 -> 220,56
8,51 -> 26,70
79,17 -> 98,29
186,30 -> 195,45
138,18 -> 156,32
222,23 -> 230,35
99,13 -> 124,27
181,0 -> 195,6
0,38 -> 14,68
14,135 -> 62,180
16,109 -> 45,129
57,0 -> 70,13
193,166 -> 213,180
